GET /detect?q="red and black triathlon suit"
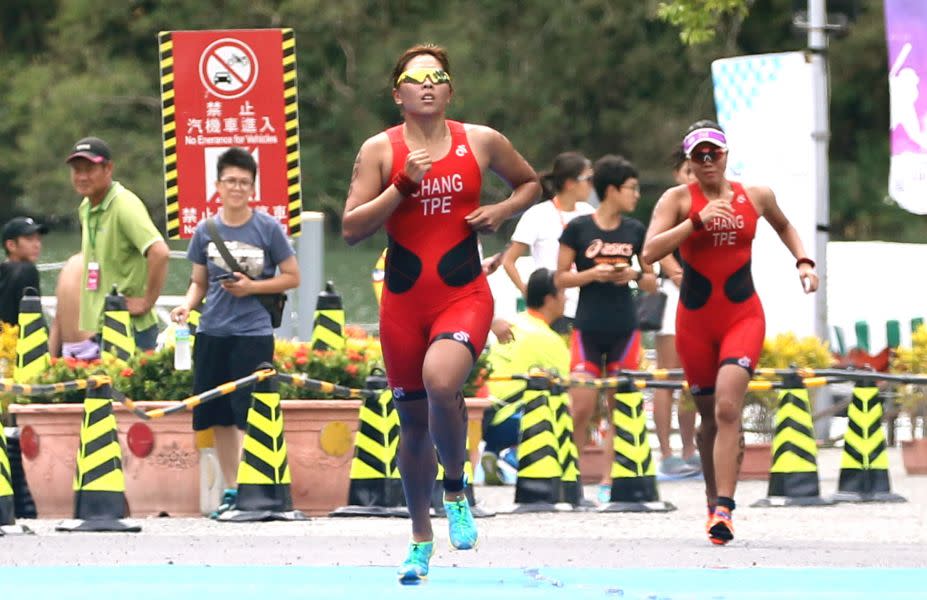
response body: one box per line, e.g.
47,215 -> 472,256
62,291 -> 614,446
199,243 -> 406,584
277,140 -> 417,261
379,120 -> 494,400
560,214 -> 645,377
675,181 -> 765,395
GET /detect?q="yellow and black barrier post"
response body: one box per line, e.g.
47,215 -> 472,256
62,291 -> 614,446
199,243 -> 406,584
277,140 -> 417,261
601,379 -> 675,512
310,281 -> 345,352
57,377 -> 140,532
331,372 -> 406,517
510,377 -> 563,512
0,423 -> 32,535
753,374 -> 833,507
14,287 -> 49,384
219,363 -> 307,522
832,383 -> 906,503
549,378 -> 583,508
101,286 -> 135,363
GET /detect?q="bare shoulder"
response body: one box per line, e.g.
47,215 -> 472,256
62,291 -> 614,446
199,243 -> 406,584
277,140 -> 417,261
741,183 -> 776,211
359,131 -> 392,159
653,183 -> 692,222
462,123 -> 504,147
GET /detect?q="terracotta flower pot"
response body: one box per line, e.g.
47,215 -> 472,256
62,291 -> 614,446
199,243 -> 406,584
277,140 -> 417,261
739,442 -> 772,481
10,397 -> 492,518
901,438 -> 927,475
10,402 -> 199,518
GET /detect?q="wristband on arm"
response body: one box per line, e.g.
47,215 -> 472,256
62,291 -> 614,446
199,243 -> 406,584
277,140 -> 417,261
688,210 -> 704,231
795,257 -> 815,269
392,172 -> 420,197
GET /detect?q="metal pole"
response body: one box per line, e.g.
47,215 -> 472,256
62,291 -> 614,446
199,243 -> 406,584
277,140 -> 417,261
295,211 -> 324,341
809,0 -> 830,340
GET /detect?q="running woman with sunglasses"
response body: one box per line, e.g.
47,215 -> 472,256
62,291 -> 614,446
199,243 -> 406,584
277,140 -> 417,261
342,44 -> 540,583
642,120 -> 818,545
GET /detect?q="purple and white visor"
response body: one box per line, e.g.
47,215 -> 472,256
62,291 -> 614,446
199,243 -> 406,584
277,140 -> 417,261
682,128 -> 727,156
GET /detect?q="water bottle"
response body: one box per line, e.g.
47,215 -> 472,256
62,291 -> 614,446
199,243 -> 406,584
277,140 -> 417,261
174,324 -> 192,371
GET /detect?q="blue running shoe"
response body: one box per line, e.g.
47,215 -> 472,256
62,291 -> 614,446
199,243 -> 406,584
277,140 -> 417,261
596,483 -> 611,504
443,496 -> 478,550
397,540 -> 434,584
209,488 -> 237,519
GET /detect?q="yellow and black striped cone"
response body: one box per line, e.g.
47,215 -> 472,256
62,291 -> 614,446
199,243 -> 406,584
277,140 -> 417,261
509,389 -> 562,512
753,383 -> 834,507
602,381 -> 674,512
310,281 -> 345,352
219,364 -> 308,521
101,285 -> 135,363
0,425 -> 32,535
14,287 -> 49,384
56,380 -> 140,532
331,373 -> 406,517
549,382 -> 584,508
831,385 -> 906,503
371,247 -> 387,306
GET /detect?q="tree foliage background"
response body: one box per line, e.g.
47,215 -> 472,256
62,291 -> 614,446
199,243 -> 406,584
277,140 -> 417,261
0,0 -> 919,241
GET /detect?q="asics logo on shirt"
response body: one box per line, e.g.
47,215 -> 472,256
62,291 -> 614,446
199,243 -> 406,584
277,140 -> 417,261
455,144 -> 468,157
584,239 -> 634,260
452,331 -> 470,343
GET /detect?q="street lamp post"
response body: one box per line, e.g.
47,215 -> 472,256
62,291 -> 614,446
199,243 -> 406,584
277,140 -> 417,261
808,0 -> 830,340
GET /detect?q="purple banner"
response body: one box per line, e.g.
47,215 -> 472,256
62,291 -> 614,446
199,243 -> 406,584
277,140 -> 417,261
885,0 -> 927,213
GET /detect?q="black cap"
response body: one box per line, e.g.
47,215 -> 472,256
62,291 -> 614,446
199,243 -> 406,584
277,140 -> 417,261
66,137 -> 112,164
2,217 -> 48,243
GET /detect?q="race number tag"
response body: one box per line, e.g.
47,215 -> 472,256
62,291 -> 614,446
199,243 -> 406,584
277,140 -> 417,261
87,262 -> 100,291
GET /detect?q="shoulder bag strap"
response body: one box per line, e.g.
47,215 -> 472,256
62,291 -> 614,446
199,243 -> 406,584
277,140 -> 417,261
205,217 -> 244,273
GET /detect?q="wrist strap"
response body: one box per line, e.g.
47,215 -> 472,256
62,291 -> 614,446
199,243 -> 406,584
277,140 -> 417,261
392,172 -> 421,197
206,218 -> 243,273
796,257 -> 815,269
689,210 -> 704,231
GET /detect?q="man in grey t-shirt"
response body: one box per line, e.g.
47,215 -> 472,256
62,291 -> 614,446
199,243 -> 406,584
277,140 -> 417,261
170,148 -> 300,516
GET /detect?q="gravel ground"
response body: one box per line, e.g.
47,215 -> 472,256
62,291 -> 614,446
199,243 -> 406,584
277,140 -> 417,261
2,448 -> 924,568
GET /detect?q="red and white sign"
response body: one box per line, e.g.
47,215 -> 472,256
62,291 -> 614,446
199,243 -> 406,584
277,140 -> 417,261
167,29 -> 294,238
198,38 -> 259,99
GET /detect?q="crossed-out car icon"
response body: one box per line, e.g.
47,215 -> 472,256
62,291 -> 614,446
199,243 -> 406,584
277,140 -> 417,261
213,71 -> 232,84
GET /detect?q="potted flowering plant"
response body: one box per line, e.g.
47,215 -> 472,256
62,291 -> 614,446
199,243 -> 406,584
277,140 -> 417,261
889,325 -> 927,474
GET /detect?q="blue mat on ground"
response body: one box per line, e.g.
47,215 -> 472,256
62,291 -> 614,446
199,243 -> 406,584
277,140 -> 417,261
2,566 -> 923,599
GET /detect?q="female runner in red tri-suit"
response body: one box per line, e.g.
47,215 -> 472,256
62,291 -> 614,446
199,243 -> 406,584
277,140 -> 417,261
642,120 -> 818,546
342,44 -> 539,582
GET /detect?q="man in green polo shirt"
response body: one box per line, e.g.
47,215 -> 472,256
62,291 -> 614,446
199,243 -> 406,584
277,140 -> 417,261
67,136 -> 170,351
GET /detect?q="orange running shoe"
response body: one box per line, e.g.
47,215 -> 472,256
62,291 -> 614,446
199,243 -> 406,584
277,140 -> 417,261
706,506 -> 734,545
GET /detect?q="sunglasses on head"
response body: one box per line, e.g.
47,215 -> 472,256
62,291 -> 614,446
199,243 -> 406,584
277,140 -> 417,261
396,67 -> 452,86
690,147 -> 726,163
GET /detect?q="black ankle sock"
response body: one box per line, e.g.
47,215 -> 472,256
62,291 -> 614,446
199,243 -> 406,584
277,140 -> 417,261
717,496 -> 736,511
442,476 -> 465,493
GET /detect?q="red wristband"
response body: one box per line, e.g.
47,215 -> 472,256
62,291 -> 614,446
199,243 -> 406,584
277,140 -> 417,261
796,257 -> 815,269
392,172 -> 420,197
688,211 -> 704,231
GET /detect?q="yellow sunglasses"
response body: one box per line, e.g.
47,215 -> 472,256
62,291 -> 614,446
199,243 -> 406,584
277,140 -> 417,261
395,67 -> 452,86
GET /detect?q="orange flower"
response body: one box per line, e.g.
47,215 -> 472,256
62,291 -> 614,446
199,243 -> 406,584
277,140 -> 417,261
345,363 -> 359,376
121,368 -> 134,378
295,356 -> 308,366
283,362 -> 293,371
346,350 -> 363,362
139,357 -> 148,366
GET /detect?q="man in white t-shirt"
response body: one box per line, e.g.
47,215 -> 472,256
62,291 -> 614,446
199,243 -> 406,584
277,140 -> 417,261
500,153 -> 594,333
